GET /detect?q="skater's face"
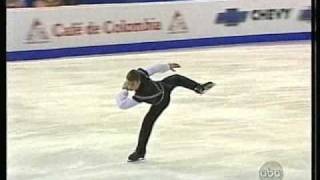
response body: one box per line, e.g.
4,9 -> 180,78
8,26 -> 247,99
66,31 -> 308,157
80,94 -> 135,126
127,80 -> 140,91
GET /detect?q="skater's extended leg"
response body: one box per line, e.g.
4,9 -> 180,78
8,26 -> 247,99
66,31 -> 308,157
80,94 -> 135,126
162,74 -> 200,90
162,74 -> 214,94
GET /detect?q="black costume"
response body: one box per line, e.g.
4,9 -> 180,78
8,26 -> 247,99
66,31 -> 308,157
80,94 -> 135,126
129,68 -> 206,160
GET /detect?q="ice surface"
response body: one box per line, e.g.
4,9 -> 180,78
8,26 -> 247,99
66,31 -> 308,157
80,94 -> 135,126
7,42 -> 311,180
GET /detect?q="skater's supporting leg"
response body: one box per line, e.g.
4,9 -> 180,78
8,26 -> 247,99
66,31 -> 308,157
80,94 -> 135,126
134,97 -> 170,156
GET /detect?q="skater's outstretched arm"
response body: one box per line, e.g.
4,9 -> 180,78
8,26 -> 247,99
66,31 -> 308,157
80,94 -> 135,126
116,89 -> 140,109
143,63 -> 181,76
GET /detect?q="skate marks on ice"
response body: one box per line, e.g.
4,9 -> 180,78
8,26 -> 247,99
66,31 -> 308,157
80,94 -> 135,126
7,42 -> 311,180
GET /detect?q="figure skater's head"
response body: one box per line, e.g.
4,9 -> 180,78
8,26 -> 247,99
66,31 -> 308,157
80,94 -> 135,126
126,70 -> 141,91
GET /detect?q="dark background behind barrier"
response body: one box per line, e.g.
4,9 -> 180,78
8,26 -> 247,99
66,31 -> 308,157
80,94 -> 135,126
9,0 -> 177,8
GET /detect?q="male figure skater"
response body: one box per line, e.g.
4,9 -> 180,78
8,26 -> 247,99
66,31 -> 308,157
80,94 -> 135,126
116,63 -> 214,162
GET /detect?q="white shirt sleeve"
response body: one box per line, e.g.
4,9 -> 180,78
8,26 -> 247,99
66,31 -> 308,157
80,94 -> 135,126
143,64 -> 170,76
116,90 -> 140,109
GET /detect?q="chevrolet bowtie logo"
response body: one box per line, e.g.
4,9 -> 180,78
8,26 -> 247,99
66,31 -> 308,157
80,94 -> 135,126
215,8 -> 248,26
298,7 -> 311,21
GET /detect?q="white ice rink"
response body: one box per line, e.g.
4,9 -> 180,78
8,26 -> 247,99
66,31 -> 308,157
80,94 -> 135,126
7,42 -> 311,180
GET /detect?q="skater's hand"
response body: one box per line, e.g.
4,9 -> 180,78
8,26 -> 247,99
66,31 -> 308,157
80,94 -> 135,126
168,63 -> 181,72
122,81 -> 129,90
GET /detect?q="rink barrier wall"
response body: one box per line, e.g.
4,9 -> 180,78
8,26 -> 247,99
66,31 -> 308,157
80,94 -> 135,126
7,32 -> 310,61
7,0 -> 311,61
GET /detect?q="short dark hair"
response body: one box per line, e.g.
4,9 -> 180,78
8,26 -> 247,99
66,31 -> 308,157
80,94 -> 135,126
126,70 -> 140,82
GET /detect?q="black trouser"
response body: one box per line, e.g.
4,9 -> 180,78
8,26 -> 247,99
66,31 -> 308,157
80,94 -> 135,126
135,74 -> 201,155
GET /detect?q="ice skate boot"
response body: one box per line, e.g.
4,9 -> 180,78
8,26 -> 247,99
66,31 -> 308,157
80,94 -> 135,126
194,82 -> 215,94
127,151 -> 145,162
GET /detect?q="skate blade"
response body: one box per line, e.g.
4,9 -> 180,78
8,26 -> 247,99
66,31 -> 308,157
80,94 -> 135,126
127,157 -> 145,163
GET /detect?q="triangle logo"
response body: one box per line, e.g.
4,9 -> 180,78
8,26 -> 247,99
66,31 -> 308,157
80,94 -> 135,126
25,19 -> 50,44
168,11 -> 188,34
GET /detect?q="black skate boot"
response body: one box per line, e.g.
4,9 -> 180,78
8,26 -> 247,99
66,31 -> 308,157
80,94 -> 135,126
127,151 -> 145,162
194,82 -> 215,94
